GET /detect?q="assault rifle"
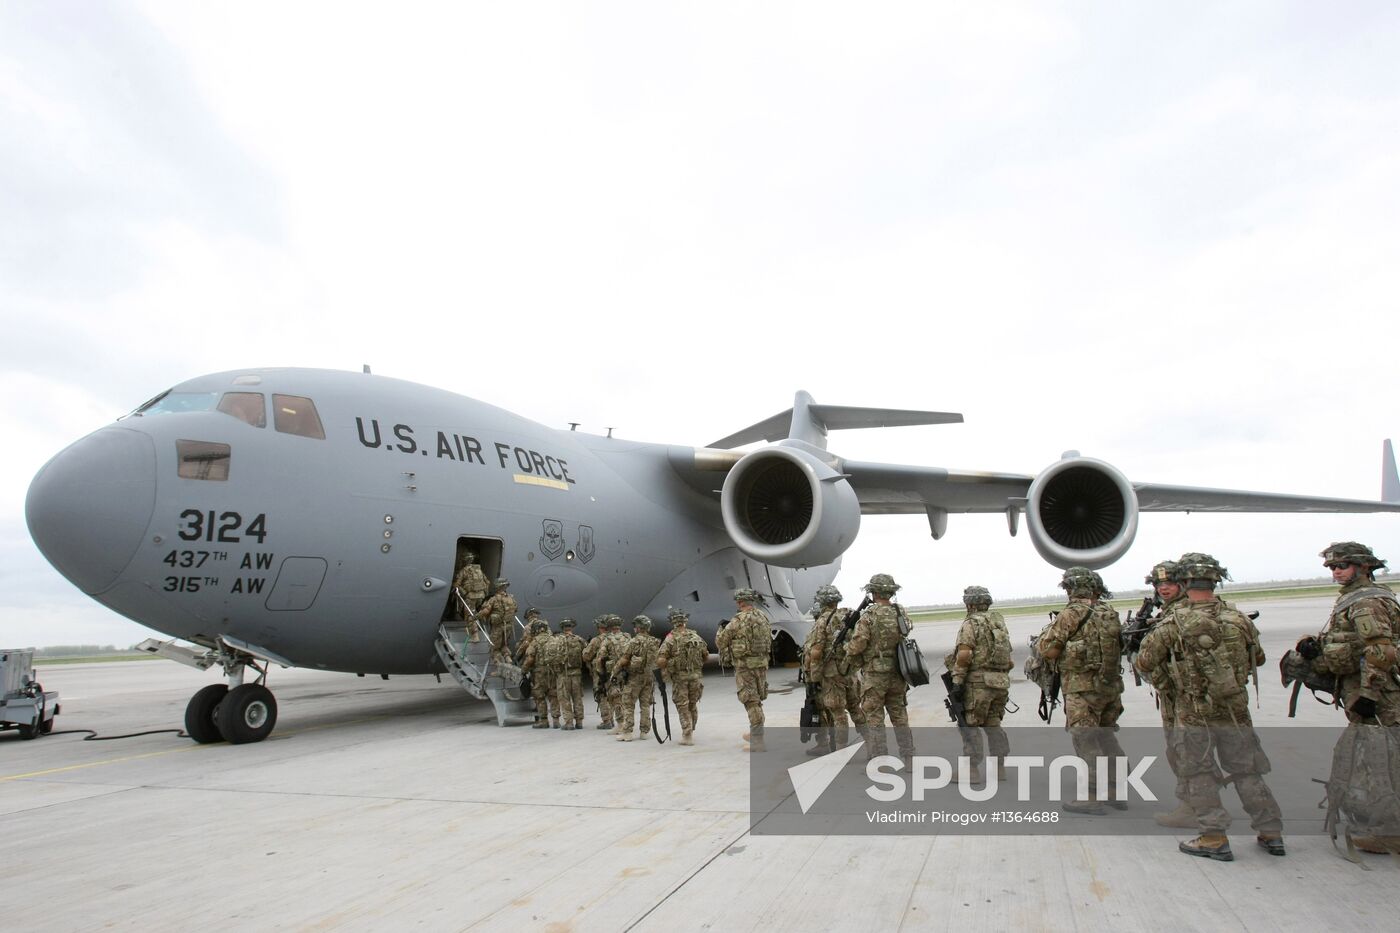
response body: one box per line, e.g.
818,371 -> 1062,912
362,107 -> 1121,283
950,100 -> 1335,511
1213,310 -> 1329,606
831,594 -> 874,654
940,670 -> 968,727
1120,595 -> 1159,687
652,668 -> 672,744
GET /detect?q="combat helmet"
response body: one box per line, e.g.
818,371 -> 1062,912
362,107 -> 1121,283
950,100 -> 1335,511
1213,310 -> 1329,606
1145,561 -> 1179,586
1172,552 -> 1231,587
494,577 -> 510,589
963,585 -> 992,608
529,619 -> 548,634
607,614 -> 625,630
1059,566 -> 1097,598
524,607 -> 542,619
462,549 -> 477,563
559,618 -> 577,630
864,573 -> 900,596
812,584 -> 842,610
1089,571 -> 1113,599
733,587 -> 762,604
633,614 -> 653,632
667,607 -> 689,626
1320,541 -> 1387,572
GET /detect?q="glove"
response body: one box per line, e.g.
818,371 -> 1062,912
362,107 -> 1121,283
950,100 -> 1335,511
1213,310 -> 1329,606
1296,636 -> 1322,660
1348,695 -> 1379,720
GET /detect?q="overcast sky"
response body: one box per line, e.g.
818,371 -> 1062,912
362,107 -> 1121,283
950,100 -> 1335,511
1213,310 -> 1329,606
3,2 -> 1398,649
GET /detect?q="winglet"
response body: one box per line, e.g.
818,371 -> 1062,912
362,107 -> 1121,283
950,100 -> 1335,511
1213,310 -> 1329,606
1384,439 -> 1399,503
708,391 -> 963,450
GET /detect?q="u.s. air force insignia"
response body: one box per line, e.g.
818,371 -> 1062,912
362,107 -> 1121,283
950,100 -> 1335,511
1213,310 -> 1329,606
577,525 -> 595,564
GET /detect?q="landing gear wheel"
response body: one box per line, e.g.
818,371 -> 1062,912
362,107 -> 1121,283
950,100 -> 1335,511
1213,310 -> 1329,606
185,684 -> 229,744
216,684 -> 278,744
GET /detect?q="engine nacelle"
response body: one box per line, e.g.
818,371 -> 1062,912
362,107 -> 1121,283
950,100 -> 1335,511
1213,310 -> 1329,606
1025,456 -> 1139,570
720,445 -> 861,568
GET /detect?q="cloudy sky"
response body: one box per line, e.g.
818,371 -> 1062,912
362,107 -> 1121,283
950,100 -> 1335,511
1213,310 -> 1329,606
3,2 -> 1397,648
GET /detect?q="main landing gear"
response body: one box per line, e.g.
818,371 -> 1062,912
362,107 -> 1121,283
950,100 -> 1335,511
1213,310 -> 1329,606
136,637 -> 283,745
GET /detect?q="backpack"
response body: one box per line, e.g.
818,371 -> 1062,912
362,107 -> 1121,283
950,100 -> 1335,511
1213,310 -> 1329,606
1171,607 -> 1245,710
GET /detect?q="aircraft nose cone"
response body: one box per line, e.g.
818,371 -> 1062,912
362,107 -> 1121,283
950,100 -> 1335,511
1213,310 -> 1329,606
26,427 -> 156,595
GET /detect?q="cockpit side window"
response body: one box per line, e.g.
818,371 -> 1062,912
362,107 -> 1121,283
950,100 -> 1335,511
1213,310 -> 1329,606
273,395 -> 325,440
177,440 -> 231,481
217,392 -> 266,428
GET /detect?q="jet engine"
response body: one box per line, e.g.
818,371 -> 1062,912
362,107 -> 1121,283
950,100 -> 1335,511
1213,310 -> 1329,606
1025,456 -> 1139,570
720,445 -> 861,568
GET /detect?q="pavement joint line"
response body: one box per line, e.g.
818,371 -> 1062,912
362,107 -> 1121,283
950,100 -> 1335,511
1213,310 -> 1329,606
1,744 -> 207,781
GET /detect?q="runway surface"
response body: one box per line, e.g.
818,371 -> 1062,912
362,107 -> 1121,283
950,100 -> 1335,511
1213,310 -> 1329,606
4,595 -> 1395,932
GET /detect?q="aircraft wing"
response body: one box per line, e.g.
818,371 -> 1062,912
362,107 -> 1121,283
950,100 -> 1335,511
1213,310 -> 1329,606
841,460 -> 1400,515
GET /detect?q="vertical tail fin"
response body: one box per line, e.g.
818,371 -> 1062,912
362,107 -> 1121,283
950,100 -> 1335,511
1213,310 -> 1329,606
1383,439 -> 1399,503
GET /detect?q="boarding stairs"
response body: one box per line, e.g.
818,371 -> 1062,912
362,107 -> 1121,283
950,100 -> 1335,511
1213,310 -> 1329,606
435,613 -> 537,727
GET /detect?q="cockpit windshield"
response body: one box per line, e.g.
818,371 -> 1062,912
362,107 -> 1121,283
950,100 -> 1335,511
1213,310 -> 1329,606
129,391 -> 219,417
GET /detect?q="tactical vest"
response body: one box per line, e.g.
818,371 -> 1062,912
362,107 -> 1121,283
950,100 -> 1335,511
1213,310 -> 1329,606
627,634 -> 660,674
861,604 -> 902,673
1058,602 -> 1122,692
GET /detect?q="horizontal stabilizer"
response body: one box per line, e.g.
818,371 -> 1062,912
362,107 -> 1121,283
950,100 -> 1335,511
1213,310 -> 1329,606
709,390 -> 962,450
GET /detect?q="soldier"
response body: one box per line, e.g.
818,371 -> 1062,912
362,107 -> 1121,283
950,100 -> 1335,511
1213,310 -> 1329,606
477,578 -> 518,664
1300,542 -> 1400,853
516,607 -> 543,662
552,618 -> 587,730
658,607 -> 707,745
946,585 -> 1013,784
1135,561 -> 1196,828
521,618 -> 559,728
615,615 -> 661,742
583,616 -> 615,730
805,585 -> 867,754
846,573 -> 915,765
1136,553 -> 1284,861
452,549 -> 491,641
716,588 -> 772,752
1036,567 -> 1127,814
601,616 -> 630,735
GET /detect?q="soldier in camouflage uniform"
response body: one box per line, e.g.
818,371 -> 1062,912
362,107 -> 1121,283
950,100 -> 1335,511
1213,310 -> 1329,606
846,574 -> 915,764
1136,553 -> 1284,861
583,616 -> 615,730
716,588 -> 772,752
946,586 -> 1013,783
615,615 -> 661,742
804,585 -> 867,754
521,618 -> 560,728
552,618 -> 586,730
601,616 -> 631,735
478,578 -> 518,664
1037,567 -> 1127,814
1135,561 -> 1196,828
658,607 -> 707,745
452,549 -> 491,641
1300,542 -> 1400,853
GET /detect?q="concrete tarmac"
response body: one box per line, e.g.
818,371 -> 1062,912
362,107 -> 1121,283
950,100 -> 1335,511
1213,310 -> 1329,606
3,595 -> 1394,932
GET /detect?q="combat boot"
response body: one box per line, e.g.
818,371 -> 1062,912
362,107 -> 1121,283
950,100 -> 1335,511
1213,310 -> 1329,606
595,721 -> 613,730
679,730 -> 694,746
1179,833 -> 1233,861
531,720 -> 549,729
1350,835 -> 1400,854
551,720 -> 560,729
1063,800 -> 1107,816
1153,802 -> 1197,828
617,733 -> 635,742
744,726 -> 767,753
1256,834 -> 1286,857
961,764 -> 984,785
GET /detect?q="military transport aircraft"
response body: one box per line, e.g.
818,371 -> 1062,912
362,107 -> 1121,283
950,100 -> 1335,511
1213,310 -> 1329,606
25,368 -> 1400,744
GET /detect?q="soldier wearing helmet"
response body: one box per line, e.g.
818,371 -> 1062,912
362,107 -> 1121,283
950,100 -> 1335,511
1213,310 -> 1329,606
658,607 -> 708,745
451,547 -> 492,641
583,616 -> 616,730
521,616 -> 560,728
477,577 -> 518,664
600,616 -> 631,734
801,584 -> 868,756
846,574 -> 915,765
553,619 -> 587,730
1037,567 -> 1127,814
1303,542 -> 1400,854
946,586 -> 1013,783
716,588 -> 773,752
613,616 -> 661,742
1131,559 -> 1194,829
1136,552 -> 1284,861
